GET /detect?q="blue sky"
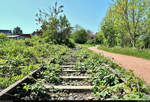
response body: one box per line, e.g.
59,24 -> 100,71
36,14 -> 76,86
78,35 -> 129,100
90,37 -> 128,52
0,0 -> 112,34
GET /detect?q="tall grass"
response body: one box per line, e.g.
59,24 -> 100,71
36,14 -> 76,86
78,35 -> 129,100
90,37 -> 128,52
98,46 -> 150,60
76,43 -> 98,48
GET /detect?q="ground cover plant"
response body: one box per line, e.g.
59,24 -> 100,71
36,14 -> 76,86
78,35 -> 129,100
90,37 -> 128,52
11,48 -> 77,100
73,48 -> 150,100
19,45 -> 149,100
0,34 -> 68,90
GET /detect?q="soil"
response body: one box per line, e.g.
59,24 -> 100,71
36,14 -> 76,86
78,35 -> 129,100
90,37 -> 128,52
88,46 -> 150,85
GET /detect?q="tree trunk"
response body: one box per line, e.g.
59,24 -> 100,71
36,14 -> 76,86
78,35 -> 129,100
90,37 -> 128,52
131,39 -> 135,48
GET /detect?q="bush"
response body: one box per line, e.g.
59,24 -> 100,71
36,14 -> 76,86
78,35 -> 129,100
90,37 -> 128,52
0,33 -> 9,42
72,29 -> 89,44
87,39 -> 97,44
63,39 -> 75,48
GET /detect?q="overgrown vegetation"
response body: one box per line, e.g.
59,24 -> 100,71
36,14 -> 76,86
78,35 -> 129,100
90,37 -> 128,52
0,34 -> 68,89
74,48 -> 150,100
11,46 -> 150,100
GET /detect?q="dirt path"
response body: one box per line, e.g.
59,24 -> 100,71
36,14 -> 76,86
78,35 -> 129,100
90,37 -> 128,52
88,46 -> 150,85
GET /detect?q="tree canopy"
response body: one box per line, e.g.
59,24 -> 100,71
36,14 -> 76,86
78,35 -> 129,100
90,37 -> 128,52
99,0 -> 150,48
13,26 -> 23,35
72,29 -> 89,44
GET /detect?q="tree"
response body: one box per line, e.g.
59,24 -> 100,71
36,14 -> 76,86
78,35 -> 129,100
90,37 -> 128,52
72,24 -> 83,33
58,15 -> 72,43
87,29 -> 93,35
35,1 -> 73,45
101,22 -> 117,47
96,32 -> 106,45
72,29 -> 89,44
143,7 -> 150,48
100,0 -> 150,48
112,0 -> 149,47
13,26 -> 23,35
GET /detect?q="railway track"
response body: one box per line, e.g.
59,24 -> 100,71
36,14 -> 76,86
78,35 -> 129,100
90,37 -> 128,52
0,49 -> 96,100
0,53 -> 118,101
0,67 -> 43,100
0,48 -> 149,101
42,52 -> 95,100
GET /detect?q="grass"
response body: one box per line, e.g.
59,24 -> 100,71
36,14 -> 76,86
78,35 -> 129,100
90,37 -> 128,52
75,43 -> 98,48
98,46 -> 150,60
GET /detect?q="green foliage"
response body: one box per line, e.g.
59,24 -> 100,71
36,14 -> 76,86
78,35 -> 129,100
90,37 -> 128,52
72,29 -> 89,44
1,36 -> 150,100
35,1 -> 74,47
73,48 -> 150,100
0,36 -> 69,89
23,80 -> 52,100
0,33 -> 9,43
13,26 -> 23,35
20,51 -> 72,100
95,32 -> 107,45
101,19 -> 117,47
41,64 -> 61,83
99,0 -> 150,48
143,33 -> 150,48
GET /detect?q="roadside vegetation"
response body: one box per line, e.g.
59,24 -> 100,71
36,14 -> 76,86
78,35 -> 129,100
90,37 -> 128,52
75,43 -> 97,49
98,46 -> 150,60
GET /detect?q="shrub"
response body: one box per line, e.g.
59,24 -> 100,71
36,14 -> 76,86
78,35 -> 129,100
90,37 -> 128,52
72,29 -> 89,44
0,33 -> 9,42
87,39 -> 97,44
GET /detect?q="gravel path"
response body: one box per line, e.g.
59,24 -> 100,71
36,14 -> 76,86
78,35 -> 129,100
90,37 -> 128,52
88,46 -> 150,85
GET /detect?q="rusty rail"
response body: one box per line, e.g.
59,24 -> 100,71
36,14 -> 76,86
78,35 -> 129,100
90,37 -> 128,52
0,67 -> 42,97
